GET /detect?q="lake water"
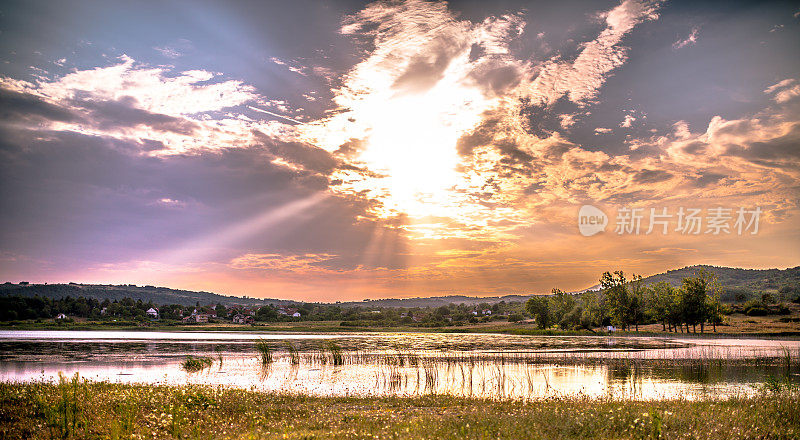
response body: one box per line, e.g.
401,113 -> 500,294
1,330 -> 798,400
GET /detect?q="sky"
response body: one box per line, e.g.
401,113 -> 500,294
0,0 -> 798,301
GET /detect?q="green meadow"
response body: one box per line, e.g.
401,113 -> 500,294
1,377 -> 798,440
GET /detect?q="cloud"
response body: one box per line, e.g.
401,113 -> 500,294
230,253 -> 337,271
154,39 -> 193,59
0,87 -> 77,123
765,78 -> 800,103
0,56 -> 325,160
518,0 -> 662,107
620,114 -> 636,127
672,26 -> 700,50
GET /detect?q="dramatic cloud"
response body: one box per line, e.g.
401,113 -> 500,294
518,0 -> 662,107
765,79 -> 800,104
0,0 -> 798,299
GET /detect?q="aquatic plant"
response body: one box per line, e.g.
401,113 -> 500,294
181,356 -> 213,372
285,341 -> 300,365
214,345 -> 224,370
325,341 -> 343,366
255,340 -> 273,365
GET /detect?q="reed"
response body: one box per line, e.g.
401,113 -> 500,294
326,341 -> 344,366
3,379 -> 800,439
285,341 -> 300,365
255,340 -> 273,365
181,356 -> 213,372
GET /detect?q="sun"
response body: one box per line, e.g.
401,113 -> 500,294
327,78 -> 495,219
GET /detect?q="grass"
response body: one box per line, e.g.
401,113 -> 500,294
181,356 -> 214,372
3,310 -> 800,337
0,380 -> 798,439
285,341 -> 300,365
255,340 -> 273,365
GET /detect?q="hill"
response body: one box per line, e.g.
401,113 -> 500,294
337,294 -> 533,308
637,265 -> 800,302
0,283 -> 293,307
2,265 -> 798,307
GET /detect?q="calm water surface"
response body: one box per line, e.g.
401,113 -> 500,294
1,330 -> 798,400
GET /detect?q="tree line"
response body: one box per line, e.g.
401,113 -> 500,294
526,269 -> 725,333
0,293 -> 525,326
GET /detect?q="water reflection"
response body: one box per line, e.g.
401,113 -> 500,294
0,331 -> 798,400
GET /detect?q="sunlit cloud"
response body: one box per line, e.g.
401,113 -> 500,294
672,26 -> 700,50
765,78 -> 800,104
1,0 -> 798,299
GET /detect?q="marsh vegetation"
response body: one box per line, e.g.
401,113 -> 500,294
1,379 -> 798,439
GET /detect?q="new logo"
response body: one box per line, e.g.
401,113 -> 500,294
578,205 -> 608,237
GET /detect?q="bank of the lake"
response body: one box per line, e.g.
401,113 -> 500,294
1,381 -> 798,439
2,317 -> 800,338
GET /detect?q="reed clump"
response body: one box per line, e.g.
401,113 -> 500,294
285,341 -> 300,365
325,341 -> 344,366
181,356 -> 213,372
255,340 -> 273,365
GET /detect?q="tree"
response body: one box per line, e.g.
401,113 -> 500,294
601,271 -> 631,330
549,289 -> 577,329
705,295 -> 724,332
255,305 -> 278,321
580,290 -> 608,329
628,274 -> 645,331
678,269 -> 718,333
525,296 -> 550,329
645,282 -> 674,331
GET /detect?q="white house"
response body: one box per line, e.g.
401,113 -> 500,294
55,313 -> 68,320
146,308 -> 159,319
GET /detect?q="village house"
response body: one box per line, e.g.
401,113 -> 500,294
183,313 -> 209,323
146,307 -> 159,319
277,307 -> 301,318
55,313 -> 68,320
232,314 -> 254,324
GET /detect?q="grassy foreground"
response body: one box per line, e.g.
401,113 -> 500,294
1,379 -> 798,439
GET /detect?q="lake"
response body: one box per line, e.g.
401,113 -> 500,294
1,330 -> 798,400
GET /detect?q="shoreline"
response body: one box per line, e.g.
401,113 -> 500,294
1,381 -> 798,439
2,322 -> 800,339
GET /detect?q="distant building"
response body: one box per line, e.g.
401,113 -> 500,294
183,314 -> 209,323
55,313 -> 67,320
278,307 -> 301,318
232,314 -> 254,324
146,308 -> 159,319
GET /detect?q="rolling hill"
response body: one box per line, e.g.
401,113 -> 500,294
2,264 -> 798,307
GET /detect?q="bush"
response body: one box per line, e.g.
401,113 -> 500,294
745,305 -> 769,316
508,313 -> 523,322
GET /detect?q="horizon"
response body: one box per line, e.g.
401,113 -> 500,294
1,0 -> 799,302
5,263 -> 799,303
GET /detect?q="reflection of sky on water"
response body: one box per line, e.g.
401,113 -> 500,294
1,331 -> 798,400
